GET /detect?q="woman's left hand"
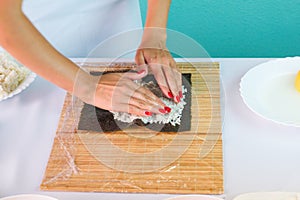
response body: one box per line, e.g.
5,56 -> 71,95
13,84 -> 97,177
135,29 -> 182,103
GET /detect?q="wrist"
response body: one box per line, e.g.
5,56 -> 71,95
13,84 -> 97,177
72,69 -> 98,105
140,27 -> 167,49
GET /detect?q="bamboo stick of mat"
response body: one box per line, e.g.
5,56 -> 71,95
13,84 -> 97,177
40,62 -> 223,194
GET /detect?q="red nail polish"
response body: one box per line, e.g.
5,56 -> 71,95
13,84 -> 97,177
138,70 -> 145,74
145,111 -> 152,116
159,108 -> 166,114
179,91 -> 183,98
164,106 -> 171,113
168,91 -> 174,98
176,95 -> 180,103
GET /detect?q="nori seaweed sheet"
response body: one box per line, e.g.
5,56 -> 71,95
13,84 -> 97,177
78,72 -> 191,133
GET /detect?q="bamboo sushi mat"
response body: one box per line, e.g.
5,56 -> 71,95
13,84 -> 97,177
41,62 -> 223,194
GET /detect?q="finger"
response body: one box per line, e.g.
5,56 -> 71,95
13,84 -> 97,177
143,49 -> 159,74
170,56 -> 180,72
135,49 -> 146,66
150,62 -> 172,99
135,49 -> 149,76
128,96 -> 168,115
174,68 -> 183,99
169,57 -> 182,100
117,87 -> 170,116
166,52 -> 182,101
134,64 -> 149,77
128,104 -> 152,117
163,66 -> 181,103
169,56 -> 181,80
135,86 -> 170,112
121,70 -> 147,80
124,81 -> 170,114
117,103 -> 151,117
160,52 -> 181,103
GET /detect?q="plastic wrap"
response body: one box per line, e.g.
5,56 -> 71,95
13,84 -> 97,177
40,61 -> 224,194
40,28 -> 224,194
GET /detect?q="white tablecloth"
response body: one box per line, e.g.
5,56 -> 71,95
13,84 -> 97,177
1,58 -> 300,200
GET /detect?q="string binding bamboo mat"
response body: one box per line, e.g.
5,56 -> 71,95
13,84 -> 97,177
40,62 -> 223,194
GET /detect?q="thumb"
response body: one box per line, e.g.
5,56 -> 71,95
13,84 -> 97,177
135,49 -> 149,77
134,63 -> 148,77
135,48 -> 146,66
123,68 -> 147,80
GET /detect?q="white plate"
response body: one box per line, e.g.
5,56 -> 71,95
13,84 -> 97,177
234,192 -> 300,200
0,71 -> 36,101
0,51 -> 36,101
165,195 -> 223,200
0,194 -> 58,200
240,57 -> 300,127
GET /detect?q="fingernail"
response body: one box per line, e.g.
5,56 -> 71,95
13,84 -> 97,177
168,91 -> 174,98
164,106 -> 171,113
176,95 -> 180,103
159,108 -> 166,114
145,111 -> 152,116
137,70 -> 145,74
179,91 -> 183,98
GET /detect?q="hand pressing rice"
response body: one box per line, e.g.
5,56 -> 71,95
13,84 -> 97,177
110,81 -> 188,126
0,52 -> 30,99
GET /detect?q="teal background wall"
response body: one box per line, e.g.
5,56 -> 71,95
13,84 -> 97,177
139,0 -> 300,58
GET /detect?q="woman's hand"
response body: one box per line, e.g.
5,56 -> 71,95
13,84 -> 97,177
78,70 -> 171,116
135,28 -> 182,103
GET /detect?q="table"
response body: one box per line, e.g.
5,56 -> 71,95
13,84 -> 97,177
1,58 -> 300,200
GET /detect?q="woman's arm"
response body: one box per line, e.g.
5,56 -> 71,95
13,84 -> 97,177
0,0 -> 168,116
145,0 -> 171,28
136,0 -> 182,103
0,0 -> 82,94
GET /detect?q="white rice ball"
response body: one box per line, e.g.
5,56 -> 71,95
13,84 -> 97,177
111,85 -> 188,126
0,52 -> 30,99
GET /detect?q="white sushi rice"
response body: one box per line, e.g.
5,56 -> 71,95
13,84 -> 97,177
0,52 -> 30,99
110,85 -> 188,126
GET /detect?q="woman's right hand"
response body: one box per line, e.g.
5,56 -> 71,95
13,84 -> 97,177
78,70 -> 171,117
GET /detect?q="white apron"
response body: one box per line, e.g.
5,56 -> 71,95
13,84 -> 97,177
22,0 -> 142,58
